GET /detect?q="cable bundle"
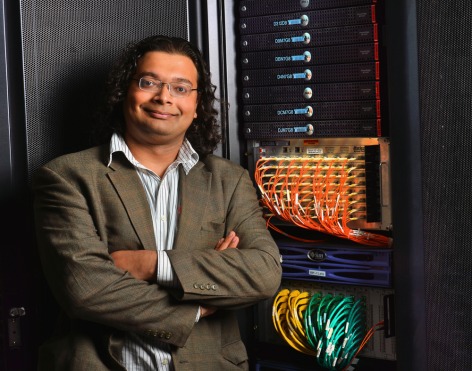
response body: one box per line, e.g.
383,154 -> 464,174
272,288 -> 383,370
272,289 -> 317,356
254,157 -> 390,247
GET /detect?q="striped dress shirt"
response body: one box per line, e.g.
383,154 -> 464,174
108,133 -> 199,371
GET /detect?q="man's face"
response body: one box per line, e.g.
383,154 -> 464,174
123,51 -> 199,147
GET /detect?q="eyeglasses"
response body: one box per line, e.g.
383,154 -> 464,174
133,76 -> 199,98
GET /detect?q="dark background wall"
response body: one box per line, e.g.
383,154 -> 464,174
388,0 -> 472,370
416,1 -> 472,369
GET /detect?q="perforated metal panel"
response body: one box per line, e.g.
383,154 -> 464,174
20,0 -> 189,180
416,1 -> 472,370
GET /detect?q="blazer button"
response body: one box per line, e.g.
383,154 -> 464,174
199,284 -> 205,290
211,284 -> 218,290
193,283 -> 199,289
205,283 -> 211,290
165,332 -> 172,339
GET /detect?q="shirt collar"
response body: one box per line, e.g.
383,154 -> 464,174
107,132 -> 199,175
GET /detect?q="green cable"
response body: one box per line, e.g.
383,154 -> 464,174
326,296 -> 354,336
338,298 -> 366,368
320,295 -> 356,370
315,293 -> 332,350
298,293 -> 368,370
303,292 -> 322,349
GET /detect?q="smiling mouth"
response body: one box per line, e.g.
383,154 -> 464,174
145,109 -> 175,119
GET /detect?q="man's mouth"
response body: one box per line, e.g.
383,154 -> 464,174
145,108 -> 175,119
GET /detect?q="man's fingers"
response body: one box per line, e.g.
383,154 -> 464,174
214,231 -> 239,251
228,236 -> 239,248
215,238 -> 224,250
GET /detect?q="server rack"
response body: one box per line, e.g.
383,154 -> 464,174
235,1 -> 396,369
225,0 -> 472,370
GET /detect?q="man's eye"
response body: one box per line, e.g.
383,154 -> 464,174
174,84 -> 190,94
142,79 -> 156,87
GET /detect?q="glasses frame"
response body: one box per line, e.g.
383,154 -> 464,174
132,76 -> 200,98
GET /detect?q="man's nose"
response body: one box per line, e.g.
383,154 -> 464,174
152,83 -> 172,101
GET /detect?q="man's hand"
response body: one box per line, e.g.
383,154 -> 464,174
200,306 -> 217,318
214,230 -> 239,251
110,250 -> 157,281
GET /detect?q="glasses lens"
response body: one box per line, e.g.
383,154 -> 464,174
139,77 -> 161,91
169,83 -> 192,97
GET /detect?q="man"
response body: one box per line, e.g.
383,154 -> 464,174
33,35 -> 282,370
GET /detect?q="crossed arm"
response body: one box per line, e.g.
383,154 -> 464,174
110,231 -> 240,318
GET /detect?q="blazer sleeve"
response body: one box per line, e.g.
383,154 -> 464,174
167,162 -> 282,308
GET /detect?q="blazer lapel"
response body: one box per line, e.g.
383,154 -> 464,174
174,163 -> 211,250
107,154 -> 157,251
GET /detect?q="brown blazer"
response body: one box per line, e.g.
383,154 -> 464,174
33,144 -> 282,371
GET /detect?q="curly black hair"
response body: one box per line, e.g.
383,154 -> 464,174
94,35 -> 222,157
